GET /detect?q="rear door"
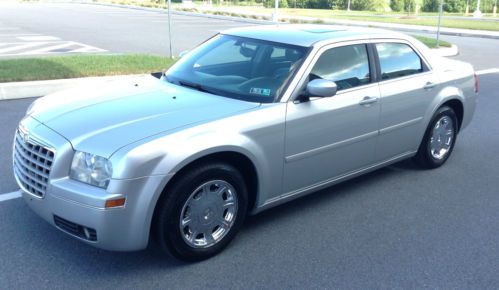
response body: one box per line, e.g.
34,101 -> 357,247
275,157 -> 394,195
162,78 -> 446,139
374,41 -> 439,161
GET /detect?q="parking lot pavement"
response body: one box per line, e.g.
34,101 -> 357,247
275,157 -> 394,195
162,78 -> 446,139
0,71 -> 499,288
0,98 -> 33,193
2,2 -> 499,287
0,12 -> 106,57
2,2 -> 499,68
0,2 -> 253,57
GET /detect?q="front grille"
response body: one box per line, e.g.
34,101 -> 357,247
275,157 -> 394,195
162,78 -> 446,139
54,215 -> 97,241
13,130 -> 55,198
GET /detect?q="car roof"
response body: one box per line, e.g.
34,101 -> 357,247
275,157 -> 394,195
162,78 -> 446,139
222,24 -> 408,47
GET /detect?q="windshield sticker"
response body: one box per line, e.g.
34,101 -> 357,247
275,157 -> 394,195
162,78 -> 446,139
249,87 -> 271,96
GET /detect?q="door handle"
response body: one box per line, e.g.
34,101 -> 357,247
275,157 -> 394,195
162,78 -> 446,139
423,82 -> 436,90
359,96 -> 378,106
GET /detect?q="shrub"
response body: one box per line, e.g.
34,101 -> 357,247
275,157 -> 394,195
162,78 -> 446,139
263,0 -> 289,8
371,0 -> 386,11
422,0 -> 439,12
443,0 -> 465,12
390,0 -> 404,11
351,0 -> 375,11
404,0 -> 415,12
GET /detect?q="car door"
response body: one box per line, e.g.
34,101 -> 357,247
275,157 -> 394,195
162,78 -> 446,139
374,41 -> 440,161
282,43 -> 381,193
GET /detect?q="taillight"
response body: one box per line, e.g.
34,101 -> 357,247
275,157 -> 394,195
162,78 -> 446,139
474,72 -> 479,94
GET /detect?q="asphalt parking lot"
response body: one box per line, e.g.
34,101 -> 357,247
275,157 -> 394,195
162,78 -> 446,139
0,2 -> 252,57
0,1 -> 498,67
2,3 -> 499,289
1,72 -> 499,289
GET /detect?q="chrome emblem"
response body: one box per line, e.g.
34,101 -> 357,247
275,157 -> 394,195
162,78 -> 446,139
18,124 -> 30,143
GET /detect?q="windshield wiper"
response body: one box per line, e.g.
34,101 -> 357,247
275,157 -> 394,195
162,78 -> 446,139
178,80 -> 214,94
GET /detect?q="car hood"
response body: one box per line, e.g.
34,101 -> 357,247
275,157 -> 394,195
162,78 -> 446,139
29,76 -> 260,158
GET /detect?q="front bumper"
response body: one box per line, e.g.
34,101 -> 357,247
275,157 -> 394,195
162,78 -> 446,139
20,174 -> 170,251
14,116 -> 172,251
23,176 -> 170,251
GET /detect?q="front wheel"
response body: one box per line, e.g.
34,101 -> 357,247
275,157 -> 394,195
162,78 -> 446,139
413,106 -> 458,169
154,162 -> 248,261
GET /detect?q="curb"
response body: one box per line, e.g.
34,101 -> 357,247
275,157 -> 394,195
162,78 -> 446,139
431,44 -> 459,57
88,2 -> 272,25
0,74 -> 155,101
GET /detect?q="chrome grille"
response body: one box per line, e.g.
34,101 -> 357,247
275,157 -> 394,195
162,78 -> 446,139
13,130 -> 55,198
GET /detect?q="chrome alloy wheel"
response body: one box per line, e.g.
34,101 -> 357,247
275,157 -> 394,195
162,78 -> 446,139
430,115 -> 454,160
179,180 -> 238,248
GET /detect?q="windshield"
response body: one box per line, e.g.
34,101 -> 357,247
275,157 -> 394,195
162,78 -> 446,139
165,35 -> 308,103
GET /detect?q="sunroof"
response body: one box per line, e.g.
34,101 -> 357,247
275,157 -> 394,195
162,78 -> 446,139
300,28 -> 344,34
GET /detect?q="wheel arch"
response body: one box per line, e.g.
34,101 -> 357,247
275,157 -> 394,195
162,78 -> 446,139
426,85 -> 465,134
440,99 -> 464,132
150,150 -> 260,239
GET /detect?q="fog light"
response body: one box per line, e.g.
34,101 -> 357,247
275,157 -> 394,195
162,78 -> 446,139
105,197 -> 126,208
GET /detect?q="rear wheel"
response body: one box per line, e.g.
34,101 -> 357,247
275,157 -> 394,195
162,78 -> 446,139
154,162 -> 248,261
414,106 -> 458,169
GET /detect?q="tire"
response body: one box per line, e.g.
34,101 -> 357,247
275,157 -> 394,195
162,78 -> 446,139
154,162 -> 248,262
413,106 -> 458,169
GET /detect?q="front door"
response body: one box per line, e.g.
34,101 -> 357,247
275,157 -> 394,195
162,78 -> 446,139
283,43 -> 380,193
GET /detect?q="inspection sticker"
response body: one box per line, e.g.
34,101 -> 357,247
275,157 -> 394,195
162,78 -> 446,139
249,87 -> 271,96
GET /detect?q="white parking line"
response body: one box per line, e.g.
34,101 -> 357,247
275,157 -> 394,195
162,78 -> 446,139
0,190 -> 22,203
0,42 -> 46,53
0,41 -> 107,56
18,41 -> 76,55
17,36 -> 61,41
0,33 -> 41,37
476,68 -> 499,76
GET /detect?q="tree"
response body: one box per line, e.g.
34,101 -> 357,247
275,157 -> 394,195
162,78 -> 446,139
351,0 -> 375,10
443,0 -> 466,12
390,0 -> 404,11
263,0 -> 289,8
422,0 -> 439,12
404,0 -> 415,12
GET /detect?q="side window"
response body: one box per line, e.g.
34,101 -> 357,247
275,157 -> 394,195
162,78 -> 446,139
310,44 -> 371,91
376,43 -> 423,80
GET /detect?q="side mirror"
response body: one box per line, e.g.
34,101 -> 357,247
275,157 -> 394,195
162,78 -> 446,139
178,50 -> 189,58
306,79 -> 337,98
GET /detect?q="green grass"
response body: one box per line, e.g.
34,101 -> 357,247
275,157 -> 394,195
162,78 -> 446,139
324,14 -> 499,31
181,5 -> 499,31
0,54 -> 176,83
412,35 -> 452,48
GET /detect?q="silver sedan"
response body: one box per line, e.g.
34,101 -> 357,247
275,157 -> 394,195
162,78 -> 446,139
14,25 -> 477,261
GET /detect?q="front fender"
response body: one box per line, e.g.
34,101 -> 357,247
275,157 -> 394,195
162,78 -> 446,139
110,102 -> 286,215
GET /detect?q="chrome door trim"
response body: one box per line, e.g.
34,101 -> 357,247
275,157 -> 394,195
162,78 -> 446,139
285,130 -> 378,163
379,117 -> 423,135
376,71 -> 434,86
257,150 -> 417,212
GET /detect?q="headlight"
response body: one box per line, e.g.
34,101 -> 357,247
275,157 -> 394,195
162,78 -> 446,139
70,151 -> 113,189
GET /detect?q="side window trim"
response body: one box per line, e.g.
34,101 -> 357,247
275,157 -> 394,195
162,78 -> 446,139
310,43 -> 373,91
366,43 -> 380,83
373,41 -> 430,83
287,40 -> 378,103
